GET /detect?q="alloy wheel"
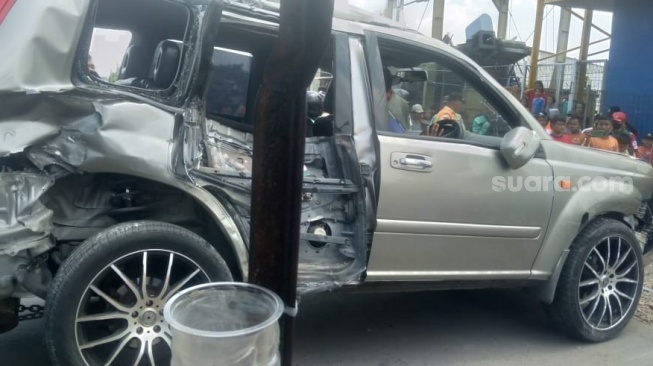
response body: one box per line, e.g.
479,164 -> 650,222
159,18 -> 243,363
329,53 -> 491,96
74,249 -> 210,366
578,236 -> 640,331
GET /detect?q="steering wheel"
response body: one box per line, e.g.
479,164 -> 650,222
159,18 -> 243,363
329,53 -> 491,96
429,119 -> 462,139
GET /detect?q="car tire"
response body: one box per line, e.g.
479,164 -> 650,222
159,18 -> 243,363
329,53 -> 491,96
545,217 -> 644,342
45,221 -> 233,366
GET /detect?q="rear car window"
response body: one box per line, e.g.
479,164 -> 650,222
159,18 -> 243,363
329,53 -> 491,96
89,28 -> 132,80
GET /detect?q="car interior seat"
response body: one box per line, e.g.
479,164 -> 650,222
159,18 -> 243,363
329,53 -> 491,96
118,45 -> 150,80
149,39 -> 182,89
114,40 -> 182,90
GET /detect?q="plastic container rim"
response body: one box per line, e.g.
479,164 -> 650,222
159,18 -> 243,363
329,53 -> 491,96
163,281 -> 284,338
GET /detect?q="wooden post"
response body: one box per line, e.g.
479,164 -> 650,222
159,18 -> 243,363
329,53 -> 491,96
248,0 -> 334,365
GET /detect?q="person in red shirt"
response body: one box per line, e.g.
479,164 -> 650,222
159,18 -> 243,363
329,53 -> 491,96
525,80 -> 548,109
549,116 -> 571,143
566,115 -> 585,145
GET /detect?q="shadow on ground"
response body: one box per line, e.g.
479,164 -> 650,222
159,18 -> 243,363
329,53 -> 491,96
2,289 -> 653,366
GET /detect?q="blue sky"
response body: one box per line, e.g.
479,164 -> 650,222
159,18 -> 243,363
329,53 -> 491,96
348,0 -> 613,60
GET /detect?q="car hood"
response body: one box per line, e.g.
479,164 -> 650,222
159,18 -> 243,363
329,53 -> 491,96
542,140 -> 653,201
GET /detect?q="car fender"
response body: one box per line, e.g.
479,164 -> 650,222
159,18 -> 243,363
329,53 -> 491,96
531,180 -> 642,303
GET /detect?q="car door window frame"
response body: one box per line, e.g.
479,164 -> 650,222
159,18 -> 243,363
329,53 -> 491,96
72,0 -> 217,109
368,32 -> 532,150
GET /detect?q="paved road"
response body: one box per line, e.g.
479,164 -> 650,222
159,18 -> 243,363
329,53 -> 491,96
2,289 -> 653,366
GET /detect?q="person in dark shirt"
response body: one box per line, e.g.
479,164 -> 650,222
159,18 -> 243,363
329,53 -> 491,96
383,68 -> 405,133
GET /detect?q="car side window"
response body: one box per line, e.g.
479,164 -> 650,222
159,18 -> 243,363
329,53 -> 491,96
377,39 -> 513,143
81,0 -> 191,96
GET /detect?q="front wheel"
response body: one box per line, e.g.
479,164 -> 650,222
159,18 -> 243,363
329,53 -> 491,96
45,221 -> 233,366
545,217 -> 644,342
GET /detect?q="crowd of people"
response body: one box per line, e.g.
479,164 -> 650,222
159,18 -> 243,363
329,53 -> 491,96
523,81 -> 652,163
383,69 -> 652,164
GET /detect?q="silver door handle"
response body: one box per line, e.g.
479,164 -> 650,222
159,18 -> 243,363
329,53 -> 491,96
399,158 -> 432,168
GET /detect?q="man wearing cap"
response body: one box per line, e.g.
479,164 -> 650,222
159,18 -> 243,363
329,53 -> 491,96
409,104 -> 428,132
612,111 -> 638,155
428,92 -> 466,136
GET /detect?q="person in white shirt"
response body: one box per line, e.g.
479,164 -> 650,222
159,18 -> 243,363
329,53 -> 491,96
409,104 -> 428,132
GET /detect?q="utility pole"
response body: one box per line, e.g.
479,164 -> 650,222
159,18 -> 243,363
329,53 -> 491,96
384,0 -> 395,19
576,8 -> 593,120
432,0 -> 445,40
548,7 -> 571,99
555,7 -> 572,63
248,0 -> 334,365
528,0 -> 545,89
492,0 -> 509,40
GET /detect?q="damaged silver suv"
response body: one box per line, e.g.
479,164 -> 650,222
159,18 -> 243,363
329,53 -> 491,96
2,0 -> 653,365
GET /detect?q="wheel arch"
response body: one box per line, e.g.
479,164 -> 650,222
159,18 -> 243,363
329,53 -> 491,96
531,185 -> 642,279
533,211 -> 635,304
43,173 -> 249,281
530,179 -> 644,304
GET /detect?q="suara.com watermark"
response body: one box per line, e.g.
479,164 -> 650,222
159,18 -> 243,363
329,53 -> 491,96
491,176 -> 634,193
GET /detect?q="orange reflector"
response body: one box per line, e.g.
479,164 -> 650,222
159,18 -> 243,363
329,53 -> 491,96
560,180 -> 572,190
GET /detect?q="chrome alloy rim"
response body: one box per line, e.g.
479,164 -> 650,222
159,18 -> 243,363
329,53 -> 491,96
578,236 -> 640,331
74,250 -> 210,366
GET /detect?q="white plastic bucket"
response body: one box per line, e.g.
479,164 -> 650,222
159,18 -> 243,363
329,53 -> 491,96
163,282 -> 284,366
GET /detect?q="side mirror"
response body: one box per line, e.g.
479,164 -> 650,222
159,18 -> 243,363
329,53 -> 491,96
500,126 -> 541,169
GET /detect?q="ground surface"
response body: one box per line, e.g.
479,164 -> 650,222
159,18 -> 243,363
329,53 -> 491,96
635,264 -> 653,324
2,288 -> 653,366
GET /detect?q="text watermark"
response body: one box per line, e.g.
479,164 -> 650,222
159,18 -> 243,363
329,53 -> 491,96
492,176 -> 634,193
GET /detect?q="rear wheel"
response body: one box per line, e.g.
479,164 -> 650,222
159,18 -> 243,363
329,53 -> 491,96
45,221 -> 233,366
545,217 -> 643,342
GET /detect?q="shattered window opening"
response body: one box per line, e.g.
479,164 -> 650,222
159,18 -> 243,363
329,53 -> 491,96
88,28 -> 132,80
79,0 -> 193,99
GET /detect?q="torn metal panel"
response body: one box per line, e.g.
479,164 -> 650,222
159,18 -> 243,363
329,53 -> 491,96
195,123 -> 368,293
0,172 -> 54,250
204,118 -> 254,175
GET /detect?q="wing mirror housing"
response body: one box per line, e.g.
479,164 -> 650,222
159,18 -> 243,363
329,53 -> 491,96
500,126 -> 541,169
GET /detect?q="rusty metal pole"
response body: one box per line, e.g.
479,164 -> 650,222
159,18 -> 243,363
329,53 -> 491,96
248,1 -> 334,365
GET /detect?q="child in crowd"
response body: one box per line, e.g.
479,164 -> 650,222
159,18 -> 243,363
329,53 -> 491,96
566,115 -> 585,145
531,89 -> 546,115
583,115 -> 619,152
535,112 -> 551,133
549,116 -> 571,143
636,133 -> 653,163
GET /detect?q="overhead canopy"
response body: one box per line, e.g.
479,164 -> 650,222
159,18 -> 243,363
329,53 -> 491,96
544,0 -> 617,12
